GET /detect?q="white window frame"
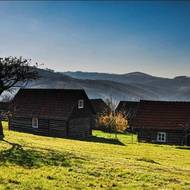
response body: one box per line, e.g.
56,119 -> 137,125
32,117 -> 38,128
78,99 -> 84,109
157,132 -> 166,142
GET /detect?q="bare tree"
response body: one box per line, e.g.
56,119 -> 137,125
105,96 -> 118,113
0,56 -> 39,139
99,96 -> 128,139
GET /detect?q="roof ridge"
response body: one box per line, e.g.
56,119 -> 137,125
20,88 -> 85,91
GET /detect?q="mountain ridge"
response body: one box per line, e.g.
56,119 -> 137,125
2,69 -> 189,103
21,69 -> 190,103
63,71 -> 178,79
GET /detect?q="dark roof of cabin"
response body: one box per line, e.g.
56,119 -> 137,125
12,89 -> 93,120
133,100 -> 190,130
90,99 -> 111,115
115,101 -> 139,124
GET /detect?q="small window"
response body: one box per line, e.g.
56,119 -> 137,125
157,132 -> 166,142
78,99 -> 84,109
32,117 -> 38,128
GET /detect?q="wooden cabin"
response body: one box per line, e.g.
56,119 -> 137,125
9,89 -> 95,138
115,101 -> 139,128
133,100 -> 190,146
90,99 -> 111,116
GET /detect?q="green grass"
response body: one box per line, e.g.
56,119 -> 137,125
0,122 -> 190,190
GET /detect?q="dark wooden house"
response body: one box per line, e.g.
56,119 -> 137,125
90,99 -> 111,116
9,89 -> 95,138
115,101 -> 139,128
133,100 -> 190,146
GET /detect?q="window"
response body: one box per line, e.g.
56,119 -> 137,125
157,132 -> 166,142
32,117 -> 38,128
78,99 -> 84,109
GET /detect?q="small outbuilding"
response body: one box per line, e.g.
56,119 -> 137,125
9,89 -> 95,138
115,101 -> 139,128
133,100 -> 190,146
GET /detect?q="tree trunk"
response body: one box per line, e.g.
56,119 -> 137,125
0,120 -> 4,140
0,90 -> 5,140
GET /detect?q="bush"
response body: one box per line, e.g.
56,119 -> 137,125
98,112 -> 128,138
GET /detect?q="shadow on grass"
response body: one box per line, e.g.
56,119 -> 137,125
136,157 -> 160,165
175,146 -> 190,150
0,140 -> 83,169
75,136 -> 125,146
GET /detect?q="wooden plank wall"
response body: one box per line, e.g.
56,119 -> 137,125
9,117 -> 49,136
49,119 -> 67,137
68,117 -> 92,138
137,129 -> 185,145
9,117 -> 93,138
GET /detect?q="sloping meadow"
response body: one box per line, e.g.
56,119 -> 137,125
0,125 -> 189,190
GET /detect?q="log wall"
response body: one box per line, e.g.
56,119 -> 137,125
136,129 -> 186,145
49,119 -> 67,137
9,116 -> 93,138
68,117 -> 92,138
9,117 -> 49,136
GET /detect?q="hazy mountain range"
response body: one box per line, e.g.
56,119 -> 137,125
21,68 -> 190,103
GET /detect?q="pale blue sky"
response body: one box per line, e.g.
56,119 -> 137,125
0,1 -> 190,77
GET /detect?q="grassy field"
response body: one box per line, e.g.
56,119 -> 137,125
0,122 -> 190,190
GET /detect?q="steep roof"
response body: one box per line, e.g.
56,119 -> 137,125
12,89 -> 94,120
115,101 -> 139,125
133,100 -> 190,130
90,99 -> 111,115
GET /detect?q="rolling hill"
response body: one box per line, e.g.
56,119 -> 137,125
1,68 -> 186,103
24,69 -> 190,103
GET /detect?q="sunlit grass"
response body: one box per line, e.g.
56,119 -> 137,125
1,121 -> 8,130
0,122 -> 189,190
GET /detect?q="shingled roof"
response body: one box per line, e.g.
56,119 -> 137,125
12,89 -> 94,120
90,99 -> 111,115
133,100 -> 190,130
115,101 -> 139,125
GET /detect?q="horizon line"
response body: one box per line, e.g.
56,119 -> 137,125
43,68 -> 190,79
